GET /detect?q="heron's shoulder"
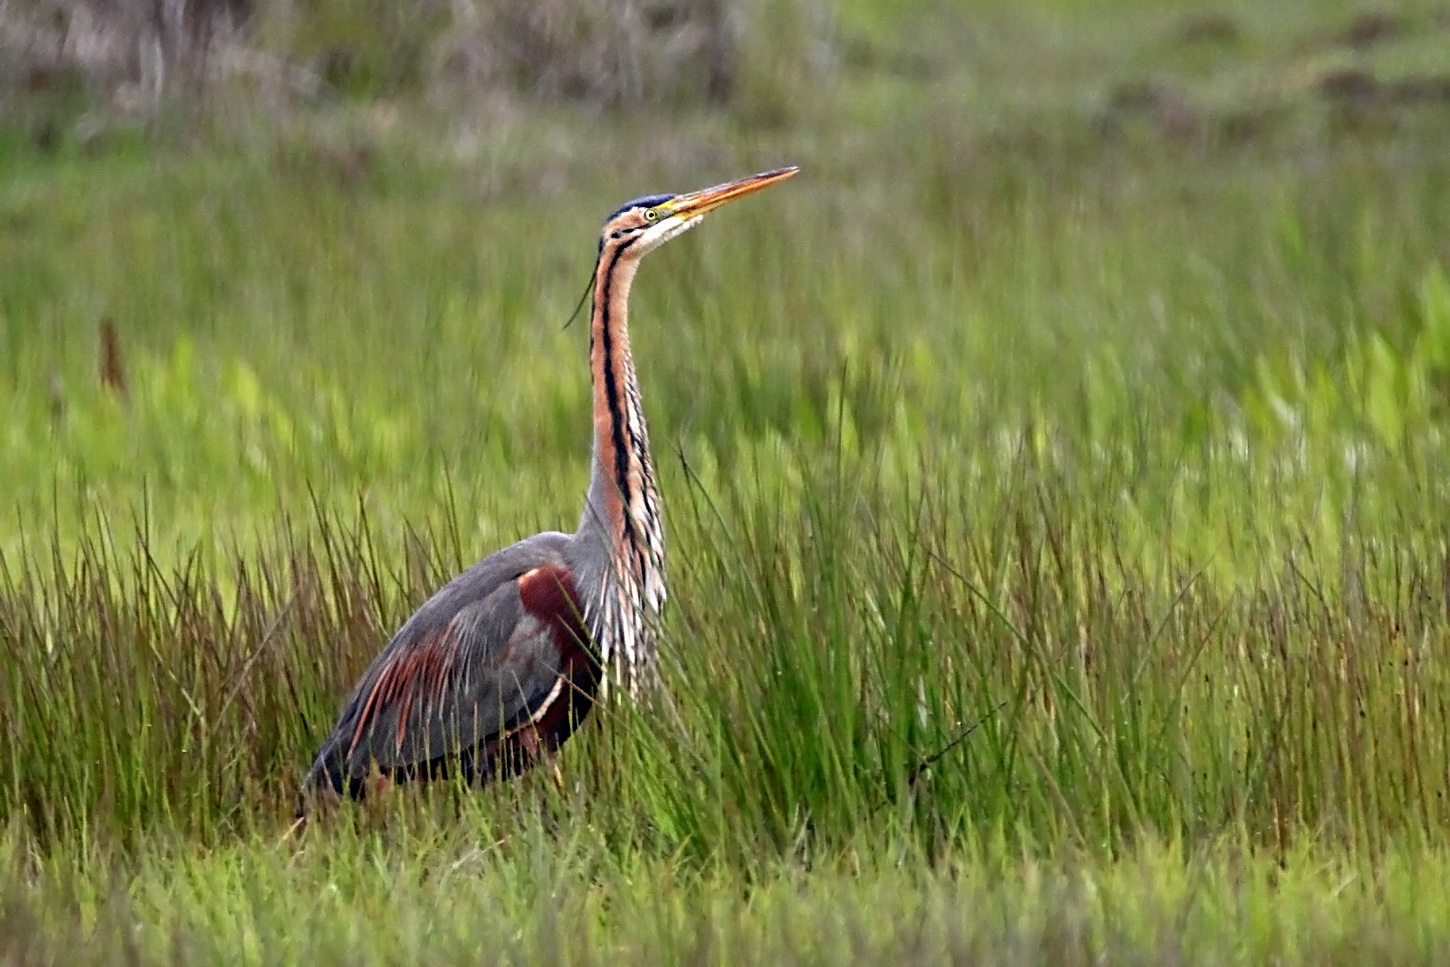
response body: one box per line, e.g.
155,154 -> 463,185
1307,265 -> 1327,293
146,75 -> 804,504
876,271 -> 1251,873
401,532 -> 575,624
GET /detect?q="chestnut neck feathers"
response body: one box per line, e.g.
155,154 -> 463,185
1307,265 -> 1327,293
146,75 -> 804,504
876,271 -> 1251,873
576,215 -> 667,694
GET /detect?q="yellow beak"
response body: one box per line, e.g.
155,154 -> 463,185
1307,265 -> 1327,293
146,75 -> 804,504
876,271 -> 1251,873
659,166 -> 799,220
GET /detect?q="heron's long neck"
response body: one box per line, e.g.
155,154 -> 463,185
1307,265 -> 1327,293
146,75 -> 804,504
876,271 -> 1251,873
578,248 -> 667,681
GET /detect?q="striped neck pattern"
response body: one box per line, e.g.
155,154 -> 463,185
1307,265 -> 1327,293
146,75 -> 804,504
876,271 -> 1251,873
579,239 -> 667,695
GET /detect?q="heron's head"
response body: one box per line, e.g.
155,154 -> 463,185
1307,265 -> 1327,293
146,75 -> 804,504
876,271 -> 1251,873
597,166 -> 799,261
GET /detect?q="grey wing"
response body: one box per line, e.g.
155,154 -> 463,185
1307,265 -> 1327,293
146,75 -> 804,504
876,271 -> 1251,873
304,531 -> 586,791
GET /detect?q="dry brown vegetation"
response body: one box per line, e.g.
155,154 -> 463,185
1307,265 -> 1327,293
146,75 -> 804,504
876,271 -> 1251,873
1,0 -> 775,110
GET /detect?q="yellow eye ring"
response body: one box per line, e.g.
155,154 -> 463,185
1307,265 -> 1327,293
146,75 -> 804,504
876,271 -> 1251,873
644,208 -> 659,222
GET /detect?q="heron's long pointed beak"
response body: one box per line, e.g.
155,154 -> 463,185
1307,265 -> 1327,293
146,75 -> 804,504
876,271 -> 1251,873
660,166 -> 799,221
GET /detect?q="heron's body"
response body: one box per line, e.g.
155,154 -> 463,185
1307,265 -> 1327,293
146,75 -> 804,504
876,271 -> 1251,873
304,533 -> 596,795
301,166 -> 797,801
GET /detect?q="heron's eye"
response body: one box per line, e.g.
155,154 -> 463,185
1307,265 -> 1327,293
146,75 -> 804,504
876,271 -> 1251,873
643,208 -> 659,222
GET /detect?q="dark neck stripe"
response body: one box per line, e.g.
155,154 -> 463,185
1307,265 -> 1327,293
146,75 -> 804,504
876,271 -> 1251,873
597,235 -> 645,560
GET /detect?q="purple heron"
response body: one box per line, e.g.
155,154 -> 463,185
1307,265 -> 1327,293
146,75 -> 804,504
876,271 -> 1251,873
300,166 -> 799,802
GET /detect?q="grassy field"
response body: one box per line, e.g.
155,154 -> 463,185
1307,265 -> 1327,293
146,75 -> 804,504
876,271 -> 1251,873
4,0 -> 1450,961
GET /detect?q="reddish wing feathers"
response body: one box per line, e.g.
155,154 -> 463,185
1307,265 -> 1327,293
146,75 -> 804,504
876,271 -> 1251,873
324,563 -> 599,792
345,620 -> 463,760
510,564 -> 600,747
517,564 -> 589,655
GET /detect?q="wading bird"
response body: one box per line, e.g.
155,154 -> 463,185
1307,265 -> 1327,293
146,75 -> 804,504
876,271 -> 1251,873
300,166 -> 799,803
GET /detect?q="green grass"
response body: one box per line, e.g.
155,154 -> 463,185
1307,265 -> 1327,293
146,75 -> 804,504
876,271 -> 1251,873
3,0 -> 1450,961
6,838 -> 1450,963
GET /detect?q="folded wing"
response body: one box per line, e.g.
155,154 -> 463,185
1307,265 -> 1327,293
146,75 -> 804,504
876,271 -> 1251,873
304,535 -> 599,797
